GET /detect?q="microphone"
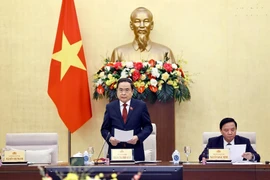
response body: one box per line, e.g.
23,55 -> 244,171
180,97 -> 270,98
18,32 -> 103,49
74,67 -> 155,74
94,132 -> 110,165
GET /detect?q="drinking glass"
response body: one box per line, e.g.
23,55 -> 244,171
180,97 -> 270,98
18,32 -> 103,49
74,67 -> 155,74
184,146 -> 191,163
87,147 -> 94,161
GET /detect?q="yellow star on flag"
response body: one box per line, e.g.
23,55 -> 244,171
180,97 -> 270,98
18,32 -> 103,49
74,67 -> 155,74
52,32 -> 86,80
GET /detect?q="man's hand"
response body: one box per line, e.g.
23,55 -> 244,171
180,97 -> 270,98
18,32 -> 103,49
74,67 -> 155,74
127,135 -> 139,145
242,152 -> 254,161
109,137 -> 120,146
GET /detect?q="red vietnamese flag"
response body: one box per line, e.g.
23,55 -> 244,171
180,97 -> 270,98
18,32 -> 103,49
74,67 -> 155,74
48,0 -> 92,133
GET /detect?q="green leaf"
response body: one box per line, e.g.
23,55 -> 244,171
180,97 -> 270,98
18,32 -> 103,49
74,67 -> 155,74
107,89 -> 117,101
156,83 -> 174,103
133,88 -> 148,101
147,90 -> 157,104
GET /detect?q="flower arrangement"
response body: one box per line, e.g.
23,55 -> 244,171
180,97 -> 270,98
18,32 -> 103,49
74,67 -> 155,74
93,53 -> 191,104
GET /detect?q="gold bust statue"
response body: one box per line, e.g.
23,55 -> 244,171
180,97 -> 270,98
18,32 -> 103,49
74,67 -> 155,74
111,7 -> 175,63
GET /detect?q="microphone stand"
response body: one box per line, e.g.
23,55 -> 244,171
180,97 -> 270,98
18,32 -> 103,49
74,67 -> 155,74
94,132 -> 110,165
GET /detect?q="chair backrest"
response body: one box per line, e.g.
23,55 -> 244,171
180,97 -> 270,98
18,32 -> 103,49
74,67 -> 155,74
103,123 -> 157,161
143,123 -> 157,161
5,133 -> 58,164
202,132 -> 256,150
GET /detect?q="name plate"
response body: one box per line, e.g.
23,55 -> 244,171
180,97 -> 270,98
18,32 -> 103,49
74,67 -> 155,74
111,149 -> 134,161
4,150 -> 26,162
208,149 -> 230,160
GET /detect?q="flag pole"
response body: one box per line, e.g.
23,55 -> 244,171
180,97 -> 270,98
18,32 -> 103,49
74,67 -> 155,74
68,130 -> 71,162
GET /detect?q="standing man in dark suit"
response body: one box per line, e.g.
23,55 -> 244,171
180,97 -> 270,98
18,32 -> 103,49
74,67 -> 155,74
101,78 -> 153,161
199,117 -> 260,162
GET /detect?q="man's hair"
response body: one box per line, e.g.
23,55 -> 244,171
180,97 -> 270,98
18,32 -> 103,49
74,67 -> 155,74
219,117 -> 237,130
130,7 -> 153,21
116,78 -> 134,90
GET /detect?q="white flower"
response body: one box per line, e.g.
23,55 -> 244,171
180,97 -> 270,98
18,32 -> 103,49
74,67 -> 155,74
105,66 -> 111,71
120,68 -> 129,78
172,63 -> 178,69
126,62 -> 134,68
95,79 -> 103,86
98,72 -> 105,79
156,64 -> 162,69
156,60 -> 163,66
151,68 -> 160,78
150,79 -> 158,87
143,62 -> 148,67
155,61 -> 163,69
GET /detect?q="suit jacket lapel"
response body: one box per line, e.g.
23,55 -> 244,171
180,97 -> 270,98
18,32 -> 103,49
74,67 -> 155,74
234,135 -> 240,144
113,100 -> 125,125
126,99 -> 135,124
218,135 -> 224,148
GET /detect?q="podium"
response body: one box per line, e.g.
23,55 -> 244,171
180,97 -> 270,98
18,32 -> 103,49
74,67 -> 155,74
146,100 -> 175,161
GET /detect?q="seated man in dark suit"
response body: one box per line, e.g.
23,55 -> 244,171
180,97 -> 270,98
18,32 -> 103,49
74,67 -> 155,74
199,117 -> 260,162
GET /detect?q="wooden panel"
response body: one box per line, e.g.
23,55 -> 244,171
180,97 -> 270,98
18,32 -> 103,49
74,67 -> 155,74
256,165 -> 270,180
0,165 -> 41,180
183,164 -> 256,180
146,100 -> 175,161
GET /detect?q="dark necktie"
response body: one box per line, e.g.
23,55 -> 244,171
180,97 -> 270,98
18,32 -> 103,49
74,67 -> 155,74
227,143 -> 231,146
122,103 -> 127,123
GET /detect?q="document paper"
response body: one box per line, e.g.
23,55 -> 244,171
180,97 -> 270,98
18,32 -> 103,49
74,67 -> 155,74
114,128 -> 133,142
225,144 -> 246,163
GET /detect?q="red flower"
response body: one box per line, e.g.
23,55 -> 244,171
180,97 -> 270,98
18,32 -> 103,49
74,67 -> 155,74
109,83 -> 115,89
149,59 -> 156,67
146,73 -> 157,80
137,86 -> 145,93
132,70 -> 140,81
114,62 -> 122,70
163,63 -> 173,72
146,73 -> 152,79
149,85 -> 158,93
107,62 -> 114,67
179,68 -> 185,78
97,85 -> 104,94
134,62 -> 143,71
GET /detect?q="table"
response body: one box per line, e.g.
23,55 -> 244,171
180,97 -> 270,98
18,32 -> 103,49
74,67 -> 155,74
0,165 -> 41,180
1,162 -> 269,180
183,163 -> 270,180
45,162 -> 182,180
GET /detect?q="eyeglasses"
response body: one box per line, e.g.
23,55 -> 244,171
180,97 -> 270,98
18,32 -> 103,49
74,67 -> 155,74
118,88 -> 131,93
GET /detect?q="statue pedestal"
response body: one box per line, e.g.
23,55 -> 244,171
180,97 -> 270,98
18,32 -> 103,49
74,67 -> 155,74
146,100 -> 175,161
